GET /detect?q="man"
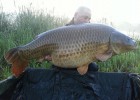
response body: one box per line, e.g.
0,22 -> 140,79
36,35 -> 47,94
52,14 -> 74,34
65,6 -> 98,72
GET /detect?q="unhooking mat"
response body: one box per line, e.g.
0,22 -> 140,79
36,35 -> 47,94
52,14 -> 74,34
0,67 -> 140,100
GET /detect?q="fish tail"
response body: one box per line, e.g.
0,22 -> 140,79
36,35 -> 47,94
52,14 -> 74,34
4,47 -> 28,77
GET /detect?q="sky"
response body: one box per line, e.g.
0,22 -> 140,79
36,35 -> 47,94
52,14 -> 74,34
0,0 -> 140,25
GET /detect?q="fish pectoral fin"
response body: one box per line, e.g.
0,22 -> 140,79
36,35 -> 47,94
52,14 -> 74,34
95,50 -> 113,61
77,64 -> 88,75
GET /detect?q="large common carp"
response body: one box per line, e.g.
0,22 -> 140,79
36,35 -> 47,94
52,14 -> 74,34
4,23 -> 137,77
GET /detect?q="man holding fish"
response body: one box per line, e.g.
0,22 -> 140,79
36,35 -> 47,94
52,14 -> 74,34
4,7 -> 137,77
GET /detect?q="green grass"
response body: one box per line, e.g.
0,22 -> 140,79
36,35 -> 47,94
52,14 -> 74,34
0,7 -> 140,80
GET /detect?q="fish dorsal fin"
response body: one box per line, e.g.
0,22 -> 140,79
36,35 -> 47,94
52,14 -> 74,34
95,50 -> 113,61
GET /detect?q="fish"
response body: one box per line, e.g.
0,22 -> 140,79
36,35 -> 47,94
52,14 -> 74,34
4,23 -> 137,77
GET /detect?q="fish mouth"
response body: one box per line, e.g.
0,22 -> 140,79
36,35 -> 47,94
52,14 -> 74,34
120,39 -> 137,53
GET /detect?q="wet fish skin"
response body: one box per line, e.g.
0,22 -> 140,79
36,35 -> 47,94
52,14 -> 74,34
4,23 -> 137,77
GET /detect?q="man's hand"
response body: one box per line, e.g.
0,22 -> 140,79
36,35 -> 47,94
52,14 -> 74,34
38,55 -> 52,62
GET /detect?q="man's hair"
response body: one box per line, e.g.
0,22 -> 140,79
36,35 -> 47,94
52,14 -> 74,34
74,6 -> 91,16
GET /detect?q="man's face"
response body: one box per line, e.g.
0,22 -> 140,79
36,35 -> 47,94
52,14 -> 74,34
74,12 -> 91,24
